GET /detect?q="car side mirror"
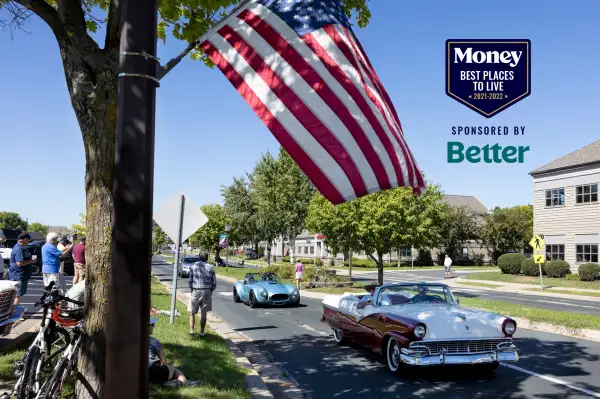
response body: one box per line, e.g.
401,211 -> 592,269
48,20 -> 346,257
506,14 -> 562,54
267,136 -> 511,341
456,297 -> 461,305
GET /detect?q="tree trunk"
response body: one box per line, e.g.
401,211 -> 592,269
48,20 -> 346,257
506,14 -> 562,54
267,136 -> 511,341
289,238 -> 296,263
348,248 -> 353,280
266,242 -> 271,266
397,249 -> 401,268
377,256 -> 384,285
57,44 -> 118,399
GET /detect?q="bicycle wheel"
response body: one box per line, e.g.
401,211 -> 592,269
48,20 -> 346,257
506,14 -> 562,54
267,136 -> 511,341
41,358 -> 69,399
16,345 -> 40,399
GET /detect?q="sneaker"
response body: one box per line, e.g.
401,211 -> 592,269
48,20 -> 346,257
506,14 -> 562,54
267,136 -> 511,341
164,380 -> 183,388
189,331 -> 194,336
199,332 -> 205,337
184,380 -> 202,387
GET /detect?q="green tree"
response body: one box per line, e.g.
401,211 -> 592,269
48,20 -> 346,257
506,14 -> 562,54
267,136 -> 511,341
0,212 -> 27,230
189,204 -> 230,258
71,213 -> 87,237
480,205 -> 533,263
221,176 -> 258,249
152,222 -> 171,252
437,205 -> 481,262
0,0 -> 371,393
28,222 -> 49,235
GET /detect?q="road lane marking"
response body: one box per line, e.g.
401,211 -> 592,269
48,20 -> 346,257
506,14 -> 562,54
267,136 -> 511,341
297,322 -> 328,336
502,363 -> 600,398
534,299 -> 597,309
219,292 -> 233,297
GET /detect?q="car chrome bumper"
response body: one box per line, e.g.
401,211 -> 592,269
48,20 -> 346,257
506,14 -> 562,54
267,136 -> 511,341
0,305 -> 26,337
400,344 -> 519,366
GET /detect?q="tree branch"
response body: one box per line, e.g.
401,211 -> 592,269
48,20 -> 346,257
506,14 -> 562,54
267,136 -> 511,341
158,40 -> 199,80
12,0 -> 65,39
104,0 -> 122,52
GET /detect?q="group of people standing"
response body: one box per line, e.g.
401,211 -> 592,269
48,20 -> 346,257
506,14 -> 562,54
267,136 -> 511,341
7,231 -> 86,304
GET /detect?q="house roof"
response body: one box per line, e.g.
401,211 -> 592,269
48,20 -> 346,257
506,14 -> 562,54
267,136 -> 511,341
530,139 -> 600,175
442,195 -> 489,214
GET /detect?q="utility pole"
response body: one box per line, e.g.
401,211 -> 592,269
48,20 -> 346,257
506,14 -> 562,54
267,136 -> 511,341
105,0 -> 158,396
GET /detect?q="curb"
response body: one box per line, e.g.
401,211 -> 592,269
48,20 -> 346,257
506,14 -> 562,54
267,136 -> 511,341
0,313 -> 42,353
152,273 -> 277,399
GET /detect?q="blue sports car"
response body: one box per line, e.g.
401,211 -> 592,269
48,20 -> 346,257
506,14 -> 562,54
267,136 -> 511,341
233,272 -> 300,308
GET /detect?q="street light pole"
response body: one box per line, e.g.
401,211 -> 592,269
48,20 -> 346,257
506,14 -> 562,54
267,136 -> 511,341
105,0 -> 158,396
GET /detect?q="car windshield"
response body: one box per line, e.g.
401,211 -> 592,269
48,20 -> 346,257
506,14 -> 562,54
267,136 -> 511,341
261,273 -> 279,283
376,284 -> 456,306
183,257 -> 199,264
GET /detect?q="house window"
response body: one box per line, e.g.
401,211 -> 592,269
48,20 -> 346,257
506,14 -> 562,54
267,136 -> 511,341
462,247 -> 468,258
576,184 -> 598,204
296,246 -> 300,254
304,246 -> 308,255
545,244 -> 565,261
399,247 -> 412,258
576,244 -> 599,263
545,188 -> 565,206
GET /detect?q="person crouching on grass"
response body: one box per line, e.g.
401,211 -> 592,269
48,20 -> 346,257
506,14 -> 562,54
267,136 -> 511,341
148,317 -> 201,388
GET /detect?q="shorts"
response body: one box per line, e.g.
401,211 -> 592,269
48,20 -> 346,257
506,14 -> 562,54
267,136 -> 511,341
444,266 -> 452,272
42,273 -> 61,288
188,289 -> 212,314
12,274 -> 30,296
295,272 -> 303,279
149,362 -> 176,384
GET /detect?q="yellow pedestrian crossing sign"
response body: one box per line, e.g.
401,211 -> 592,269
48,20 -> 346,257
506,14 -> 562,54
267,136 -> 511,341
529,234 -> 545,252
533,254 -> 545,264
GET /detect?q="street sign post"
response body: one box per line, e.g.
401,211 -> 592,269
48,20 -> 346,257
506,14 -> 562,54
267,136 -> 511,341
154,192 -> 208,323
529,234 -> 546,290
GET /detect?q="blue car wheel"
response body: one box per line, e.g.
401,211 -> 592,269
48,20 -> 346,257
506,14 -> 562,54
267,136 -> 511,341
249,291 -> 258,308
233,288 -> 241,303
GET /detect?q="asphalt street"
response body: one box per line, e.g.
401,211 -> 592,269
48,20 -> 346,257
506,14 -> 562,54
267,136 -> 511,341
15,274 -> 74,318
152,257 -> 600,399
351,269 -> 600,316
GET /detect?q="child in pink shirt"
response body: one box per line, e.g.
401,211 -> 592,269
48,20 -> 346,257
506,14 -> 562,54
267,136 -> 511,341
295,261 -> 303,289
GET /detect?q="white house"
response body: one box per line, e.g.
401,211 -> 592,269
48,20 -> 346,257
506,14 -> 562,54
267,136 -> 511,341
530,140 -> 600,272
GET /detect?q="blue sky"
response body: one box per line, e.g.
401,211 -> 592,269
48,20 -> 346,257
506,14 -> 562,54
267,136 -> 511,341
1,0 -> 599,226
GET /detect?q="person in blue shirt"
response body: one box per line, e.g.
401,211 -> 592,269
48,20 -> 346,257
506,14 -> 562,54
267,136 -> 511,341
42,232 -> 73,289
9,232 -> 36,304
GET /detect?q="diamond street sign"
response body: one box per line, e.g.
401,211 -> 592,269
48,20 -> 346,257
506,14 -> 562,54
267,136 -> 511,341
529,234 -> 545,252
153,192 -> 208,243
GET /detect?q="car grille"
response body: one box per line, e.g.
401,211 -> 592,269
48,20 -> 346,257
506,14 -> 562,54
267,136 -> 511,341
411,339 -> 512,355
270,294 -> 289,301
0,290 -> 16,321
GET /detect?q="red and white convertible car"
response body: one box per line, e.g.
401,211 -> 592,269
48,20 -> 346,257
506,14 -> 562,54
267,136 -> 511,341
321,282 -> 519,374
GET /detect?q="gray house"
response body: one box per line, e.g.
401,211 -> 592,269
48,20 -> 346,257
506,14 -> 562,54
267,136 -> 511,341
530,140 -> 600,272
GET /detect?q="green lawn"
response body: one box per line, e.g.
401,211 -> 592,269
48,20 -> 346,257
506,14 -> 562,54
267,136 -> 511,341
524,288 -> 600,298
460,297 -> 600,331
0,281 -> 249,399
149,279 -> 249,398
463,271 -> 600,290
333,265 -> 496,271
302,282 -> 367,295
215,267 -> 264,281
455,281 -> 503,289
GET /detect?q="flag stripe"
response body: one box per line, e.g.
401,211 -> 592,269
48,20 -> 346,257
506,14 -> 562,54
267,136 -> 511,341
334,26 -> 417,187
238,8 -> 393,192
218,24 -> 369,198
341,27 -> 425,188
200,40 -> 346,204
244,4 -> 398,189
307,29 -> 407,187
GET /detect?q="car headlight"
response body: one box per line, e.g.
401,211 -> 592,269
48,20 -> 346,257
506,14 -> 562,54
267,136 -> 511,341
502,319 -> 517,336
413,324 -> 427,339
259,289 -> 268,298
291,289 -> 299,297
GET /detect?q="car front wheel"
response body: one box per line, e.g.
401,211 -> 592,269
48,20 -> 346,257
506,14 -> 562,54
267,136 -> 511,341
233,288 -> 241,303
386,338 -> 403,373
249,291 -> 258,308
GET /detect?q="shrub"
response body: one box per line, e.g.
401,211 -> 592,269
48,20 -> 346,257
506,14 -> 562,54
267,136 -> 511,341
315,258 -> 323,267
416,249 -> 433,266
329,258 -> 335,267
545,260 -> 571,278
521,258 -> 542,276
497,253 -> 525,274
282,256 -> 290,263
578,263 -> 600,281
472,254 -> 485,266
436,252 -> 446,266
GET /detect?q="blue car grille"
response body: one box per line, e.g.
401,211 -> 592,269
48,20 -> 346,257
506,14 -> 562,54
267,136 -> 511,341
270,294 -> 289,301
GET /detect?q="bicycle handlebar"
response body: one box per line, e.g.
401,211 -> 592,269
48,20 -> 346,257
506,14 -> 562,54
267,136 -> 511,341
34,293 -> 84,308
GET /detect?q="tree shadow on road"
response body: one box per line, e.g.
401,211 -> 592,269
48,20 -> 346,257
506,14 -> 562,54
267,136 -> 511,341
251,334 -> 600,399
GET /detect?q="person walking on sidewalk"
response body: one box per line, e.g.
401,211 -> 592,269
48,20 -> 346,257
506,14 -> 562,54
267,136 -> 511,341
188,253 -> 216,337
444,254 -> 453,279
42,232 -> 74,288
72,237 -> 86,285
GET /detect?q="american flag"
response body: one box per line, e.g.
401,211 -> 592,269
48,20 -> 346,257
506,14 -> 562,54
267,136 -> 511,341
200,0 -> 426,204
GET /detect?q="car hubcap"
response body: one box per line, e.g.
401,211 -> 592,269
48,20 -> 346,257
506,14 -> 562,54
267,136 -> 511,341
388,339 -> 400,370
333,328 -> 342,342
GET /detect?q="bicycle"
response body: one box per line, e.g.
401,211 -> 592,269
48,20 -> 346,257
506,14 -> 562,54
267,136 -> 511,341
39,301 -> 84,399
1,282 -> 81,399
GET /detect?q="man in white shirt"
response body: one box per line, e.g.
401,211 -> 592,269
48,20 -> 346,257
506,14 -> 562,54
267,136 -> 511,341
444,255 -> 453,279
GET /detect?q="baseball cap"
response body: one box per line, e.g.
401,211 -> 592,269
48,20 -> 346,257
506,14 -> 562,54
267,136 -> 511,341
18,232 -> 31,240
149,317 -> 158,325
